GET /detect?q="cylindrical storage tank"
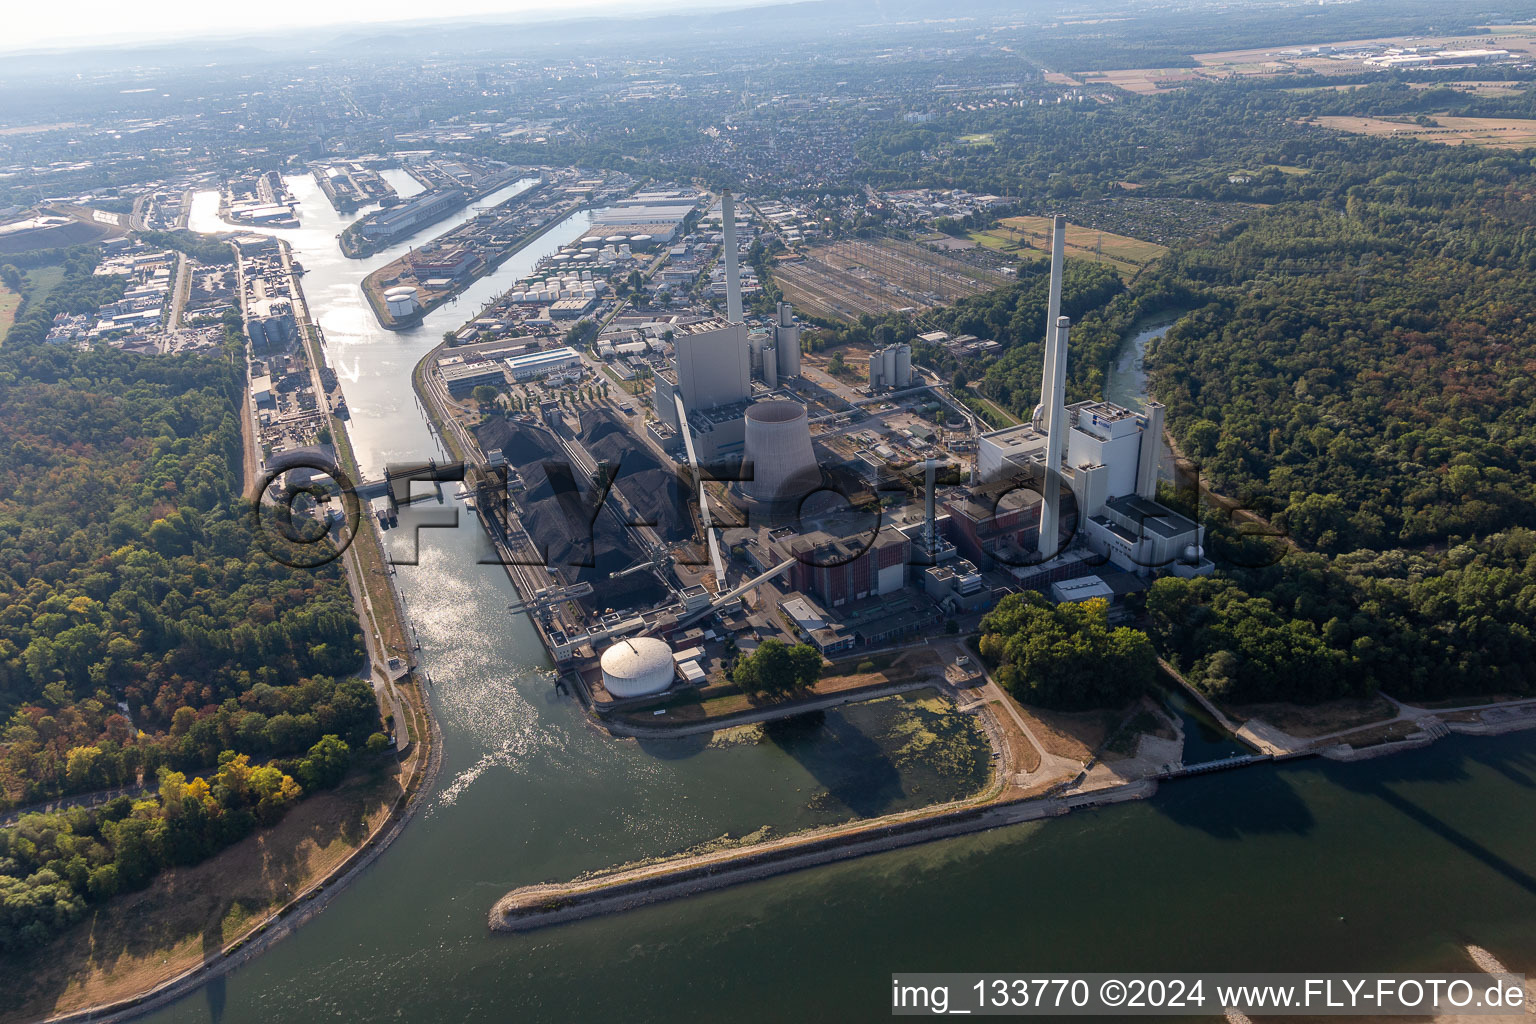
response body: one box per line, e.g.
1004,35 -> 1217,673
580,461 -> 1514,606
743,400 -> 818,504
630,234 -> 652,248
600,637 -> 675,697
581,236 -> 603,245
510,291 -> 525,303
882,346 -> 897,387
895,343 -> 912,387
605,235 -> 626,243
775,323 -> 801,378
762,345 -> 778,389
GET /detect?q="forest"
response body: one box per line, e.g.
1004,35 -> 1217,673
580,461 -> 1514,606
977,593 -> 1155,711
0,256 -> 381,949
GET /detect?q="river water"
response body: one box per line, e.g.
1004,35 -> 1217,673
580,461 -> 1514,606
150,183 -> 1536,1023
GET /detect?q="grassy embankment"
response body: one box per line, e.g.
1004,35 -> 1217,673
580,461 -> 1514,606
0,767 -> 407,1024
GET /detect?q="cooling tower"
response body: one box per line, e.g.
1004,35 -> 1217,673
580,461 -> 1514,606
743,400 -> 819,505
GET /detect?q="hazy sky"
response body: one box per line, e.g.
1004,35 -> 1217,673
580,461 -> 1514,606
9,0 -> 761,51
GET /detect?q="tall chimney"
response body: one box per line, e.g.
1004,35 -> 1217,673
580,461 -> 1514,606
722,189 -> 743,323
1136,401 -> 1165,500
924,458 -> 939,562
1035,214 -> 1066,431
1038,315 -> 1071,560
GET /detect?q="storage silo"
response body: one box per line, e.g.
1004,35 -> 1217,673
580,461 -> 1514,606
762,344 -> 778,388
743,400 -> 818,505
599,637 -> 675,698
868,350 -> 885,389
749,331 -> 768,374
895,343 -> 913,387
882,345 -> 897,387
774,301 -> 801,378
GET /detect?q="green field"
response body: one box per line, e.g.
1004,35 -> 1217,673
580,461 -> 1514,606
0,284 -> 19,343
0,264 -> 64,344
971,217 -> 1167,281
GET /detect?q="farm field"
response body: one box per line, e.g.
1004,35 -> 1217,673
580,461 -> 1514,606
971,217 -> 1167,281
773,238 -> 1009,321
1080,28 -> 1536,94
1311,115 -> 1536,149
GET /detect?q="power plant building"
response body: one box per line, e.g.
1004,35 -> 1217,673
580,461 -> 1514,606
778,525 -> 910,608
966,213 -> 1209,580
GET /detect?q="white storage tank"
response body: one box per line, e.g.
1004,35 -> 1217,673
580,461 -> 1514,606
600,637 -> 675,698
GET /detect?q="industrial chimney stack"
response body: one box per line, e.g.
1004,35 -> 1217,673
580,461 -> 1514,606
1037,315 -> 1071,560
722,189 -> 743,323
1035,215 -> 1066,431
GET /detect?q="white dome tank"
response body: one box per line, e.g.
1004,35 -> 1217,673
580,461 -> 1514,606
600,637 -> 675,698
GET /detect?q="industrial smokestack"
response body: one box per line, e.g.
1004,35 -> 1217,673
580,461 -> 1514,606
722,189 -> 743,323
1136,401 -> 1165,500
1035,215 -> 1066,431
1037,315 -> 1071,560
924,459 -> 939,563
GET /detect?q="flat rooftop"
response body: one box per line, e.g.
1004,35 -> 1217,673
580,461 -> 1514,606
1105,493 -> 1197,540
981,422 -> 1047,456
1071,399 -> 1138,423
672,318 -> 733,337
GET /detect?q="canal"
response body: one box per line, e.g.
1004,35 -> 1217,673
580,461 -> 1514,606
152,184 -> 1536,1024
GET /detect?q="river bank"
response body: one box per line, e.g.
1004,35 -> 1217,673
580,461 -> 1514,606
3,218 -> 447,1024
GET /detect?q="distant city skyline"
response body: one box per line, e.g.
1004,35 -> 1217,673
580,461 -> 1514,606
7,0 -> 771,53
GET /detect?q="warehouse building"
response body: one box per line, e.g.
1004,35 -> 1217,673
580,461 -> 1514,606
441,359 -> 507,396
504,346 -> 582,380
